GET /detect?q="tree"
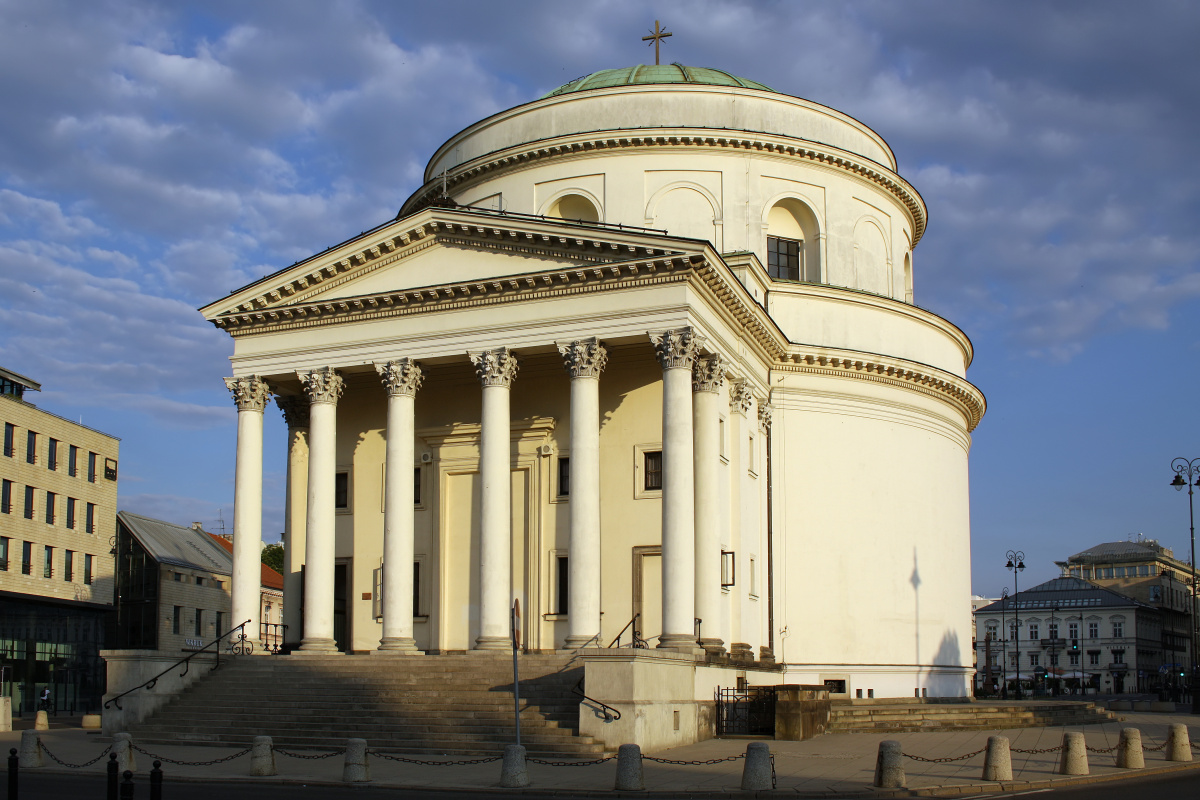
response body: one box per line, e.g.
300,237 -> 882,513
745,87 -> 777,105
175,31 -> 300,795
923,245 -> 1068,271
261,542 -> 284,573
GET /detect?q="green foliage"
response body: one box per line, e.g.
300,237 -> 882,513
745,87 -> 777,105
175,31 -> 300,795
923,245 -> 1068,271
261,542 -> 284,573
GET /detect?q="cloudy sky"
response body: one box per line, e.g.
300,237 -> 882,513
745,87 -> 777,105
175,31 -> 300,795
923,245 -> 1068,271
1,0 -> 1197,596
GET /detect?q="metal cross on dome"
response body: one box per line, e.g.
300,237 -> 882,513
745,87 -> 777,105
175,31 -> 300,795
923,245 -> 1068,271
642,20 -> 673,65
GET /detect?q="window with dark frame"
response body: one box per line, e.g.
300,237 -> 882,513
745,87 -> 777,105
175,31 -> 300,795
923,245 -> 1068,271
172,606 -> 181,634
721,550 -> 736,587
195,609 -> 204,636
644,451 -> 663,491
68,444 -> 77,476
1,479 -> 10,514
66,498 -> 76,529
48,438 -> 58,470
86,502 -> 95,533
104,458 -> 118,480
26,430 -> 37,464
556,555 -> 569,615
22,541 -> 32,574
558,457 -> 570,497
334,472 -> 349,509
413,561 -> 421,616
45,491 -> 55,524
88,452 -> 97,482
63,550 -> 73,582
0,537 -> 8,571
43,545 -> 53,578
24,485 -> 34,519
84,553 -> 93,585
3,423 -> 13,457
413,467 -> 421,505
766,236 -> 802,281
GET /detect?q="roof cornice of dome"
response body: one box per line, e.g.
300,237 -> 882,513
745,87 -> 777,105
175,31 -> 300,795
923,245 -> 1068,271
544,64 -> 775,97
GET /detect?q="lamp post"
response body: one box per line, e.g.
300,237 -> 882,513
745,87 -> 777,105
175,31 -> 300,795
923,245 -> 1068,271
1006,551 -> 1026,699
1171,457 -> 1200,714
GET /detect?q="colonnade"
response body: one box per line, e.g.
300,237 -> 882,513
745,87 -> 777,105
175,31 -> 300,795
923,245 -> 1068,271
224,327 -> 770,656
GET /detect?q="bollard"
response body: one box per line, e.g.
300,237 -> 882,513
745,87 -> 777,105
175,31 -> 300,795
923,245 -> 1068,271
982,735 -> 1012,781
113,732 -> 137,774
499,744 -> 530,788
614,744 -> 643,791
1166,723 -> 1192,762
250,735 -> 277,776
18,730 -> 43,769
150,760 -> 163,800
34,711 -> 49,731
1058,731 -> 1088,775
108,752 -> 119,800
873,740 -> 905,789
342,738 -> 370,782
741,742 -> 772,791
120,769 -> 135,800
8,747 -> 17,800
1116,727 -> 1144,769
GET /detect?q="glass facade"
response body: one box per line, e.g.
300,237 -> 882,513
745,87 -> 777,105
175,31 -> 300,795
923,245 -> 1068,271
0,596 -> 109,715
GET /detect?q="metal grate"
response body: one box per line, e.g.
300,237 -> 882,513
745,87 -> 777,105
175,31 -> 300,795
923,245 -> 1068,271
716,686 -> 776,736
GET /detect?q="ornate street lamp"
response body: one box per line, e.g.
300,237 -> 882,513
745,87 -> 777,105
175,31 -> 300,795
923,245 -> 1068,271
1000,587 -> 1010,698
1006,551 -> 1026,699
1171,457 -> 1200,714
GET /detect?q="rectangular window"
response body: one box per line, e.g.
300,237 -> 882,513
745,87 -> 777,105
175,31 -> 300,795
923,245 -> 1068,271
413,466 -> 422,505
63,550 -> 73,581
172,606 -> 181,634
43,545 -> 53,578
644,451 -> 663,491
0,537 -> 8,571
1088,622 -> 1099,639
766,235 -> 802,281
749,555 -> 758,597
83,554 -> 93,585
88,452 -> 97,482
24,485 -> 35,519
3,422 -> 13,457
334,472 -> 349,509
215,611 -> 225,638
413,561 -> 421,617
26,430 -> 37,464
194,609 -> 203,636
1028,623 -> 1039,640
1,479 -> 10,514
86,502 -> 95,533
1088,651 -> 1100,666
104,458 -> 118,480
195,576 -> 204,586
721,550 -> 736,588
557,457 -> 570,497
45,491 -> 55,524
1069,652 -> 1080,666
47,438 -> 58,470
1028,653 -> 1040,667
1009,621 -> 1019,641
1112,621 -> 1124,638
1009,652 -> 1018,667
174,572 -> 182,582
1049,653 -> 1059,666
66,498 -> 76,529
22,541 -> 32,574
68,445 -> 78,476
1047,623 -> 1058,639
556,554 -> 569,614
1068,622 -> 1079,639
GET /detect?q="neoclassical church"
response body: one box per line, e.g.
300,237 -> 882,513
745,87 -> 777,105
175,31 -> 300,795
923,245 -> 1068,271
202,64 -> 985,700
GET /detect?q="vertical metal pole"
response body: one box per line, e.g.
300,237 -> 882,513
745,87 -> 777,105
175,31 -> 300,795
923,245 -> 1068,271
8,747 -> 18,800
511,599 -> 521,747
1188,477 -> 1198,714
107,752 -> 118,800
150,760 -> 162,800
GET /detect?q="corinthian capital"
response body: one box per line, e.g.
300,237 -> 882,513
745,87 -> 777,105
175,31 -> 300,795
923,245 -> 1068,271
650,328 -> 701,371
729,380 -> 754,415
375,358 -> 424,397
692,354 -> 726,393
298,366 -> 345,405
276,395 -> 310,429
469,347 -> 519,388
557,338 -> 608,379
224,375 -> 272,412
758,402 -> 774,433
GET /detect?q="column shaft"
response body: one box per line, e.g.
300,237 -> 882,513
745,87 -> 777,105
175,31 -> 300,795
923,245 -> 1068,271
693,355 -> 725,655
282,425 -> 307,646
299,367 -> 343,653
232,406 -> 264,643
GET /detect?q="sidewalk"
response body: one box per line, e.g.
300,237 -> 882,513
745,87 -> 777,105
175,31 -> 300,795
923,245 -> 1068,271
5,711 -> 1200,797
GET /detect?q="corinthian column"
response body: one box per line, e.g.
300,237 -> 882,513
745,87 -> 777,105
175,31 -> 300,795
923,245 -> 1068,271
375,358 -> 424,654
224,375 -> 272,647
557,338 -> 608,649
276,395 -> 309,648
650,328 -> 702,655
692,354 -> 726,656
297,366 -> 344,653
468,347 -> 519,650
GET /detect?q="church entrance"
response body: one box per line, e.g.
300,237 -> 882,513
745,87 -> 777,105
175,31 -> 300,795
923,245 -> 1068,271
334,561 -> 349,653
632,547 -> 662,647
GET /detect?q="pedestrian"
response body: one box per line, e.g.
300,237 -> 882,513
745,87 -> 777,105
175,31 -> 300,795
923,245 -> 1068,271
38,687 -> 51,712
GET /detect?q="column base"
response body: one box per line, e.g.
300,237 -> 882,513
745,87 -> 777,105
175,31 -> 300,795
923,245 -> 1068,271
729,642 -> 755,662
657,634 -> 706,658
374,638 -> 422,655
474,636 -> 512,651
298,638 -> 341,653
562,634 -> 601,650
699,638 -> 726,657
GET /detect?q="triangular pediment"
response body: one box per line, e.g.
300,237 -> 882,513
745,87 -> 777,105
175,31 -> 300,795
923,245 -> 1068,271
200,207 -> 692,321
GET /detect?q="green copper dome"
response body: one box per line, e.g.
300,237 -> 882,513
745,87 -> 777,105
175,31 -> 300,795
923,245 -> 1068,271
543,64 -> 775,98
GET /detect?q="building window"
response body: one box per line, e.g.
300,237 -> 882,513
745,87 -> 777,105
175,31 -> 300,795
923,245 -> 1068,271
1028,653 -> 1040,667
83,553 -> 93,584
172,606 -> 181,635
0,537 -> 8,571
86,502 -> 96,534
1009,652 -> 1018,667
66,498 -> 76,529
644,451 -> 663,491
1068,622 -> 1079,639
1028,623 -> 1039,640
555,554 -> 569,615
88,452 -> 97,482
215,611 -> 225,637
749,555 -> 758,597
194,609 -> 204,636
1088,651 -> 1100,666
195,576 -> 204,586
68,445 -> 78,476
1,479 -> 10,514
104,458 -> 118,480
1008,621 -> 1019,641
1047,622 -> 1058,639
1112,650 -> 1125,664
43,545 -> 53,578
413,466 -> 421,506
334,472 -> 349,509
1112,621 -> 1124,638
721,550 -> 736,588
1069,652 -> 1080,666
24,485 -> 34,519
26,430 -> 37,464
64,550 -> 74,581
1088,622 -> 1099,639
173,572 -> 183,582
1114,566 -> 1126,578
413,561 -> 421,617
3,423 -> 13,457
985,622 -> 998,639
557,457 -> 570,497
45,491 -> 55,524
48,438 -> 58,470
1049,653 -> 1060,667
22,541 -> 32,574
767,235 -> 802,281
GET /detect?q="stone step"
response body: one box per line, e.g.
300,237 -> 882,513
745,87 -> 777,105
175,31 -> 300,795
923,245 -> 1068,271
133,733 -> 609,757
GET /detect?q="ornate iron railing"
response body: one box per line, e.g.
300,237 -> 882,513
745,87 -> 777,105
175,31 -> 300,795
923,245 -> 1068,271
572,678 -> 622,722
608,614 -> 648,649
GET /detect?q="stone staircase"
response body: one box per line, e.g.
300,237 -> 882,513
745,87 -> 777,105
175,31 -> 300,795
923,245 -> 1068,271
828,699 -> 1118,734
128,653 -> 608,756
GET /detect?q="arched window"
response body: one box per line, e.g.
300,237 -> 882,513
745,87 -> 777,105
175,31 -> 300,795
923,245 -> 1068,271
546,193 -> 599,223
765,199 -> 820,282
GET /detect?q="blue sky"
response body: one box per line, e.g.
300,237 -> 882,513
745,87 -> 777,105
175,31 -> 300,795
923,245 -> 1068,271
1,0 -> 1197,597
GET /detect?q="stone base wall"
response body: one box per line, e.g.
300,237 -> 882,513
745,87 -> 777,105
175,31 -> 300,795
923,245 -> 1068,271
100,649 -> 222,735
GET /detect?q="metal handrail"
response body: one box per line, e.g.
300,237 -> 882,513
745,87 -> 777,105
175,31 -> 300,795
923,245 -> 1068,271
104,620 -> 250,711
608,614 -> 648,649
572,678 -> 621,722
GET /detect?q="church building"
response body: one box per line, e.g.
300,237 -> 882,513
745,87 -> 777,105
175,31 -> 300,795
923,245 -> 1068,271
201,63 -> 985,701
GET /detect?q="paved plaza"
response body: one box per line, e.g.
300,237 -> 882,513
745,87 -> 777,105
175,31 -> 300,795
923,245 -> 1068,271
6,710 -> 1200,796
